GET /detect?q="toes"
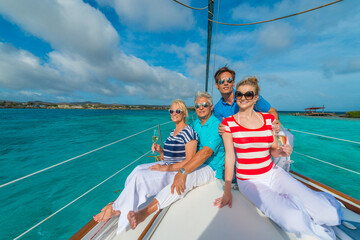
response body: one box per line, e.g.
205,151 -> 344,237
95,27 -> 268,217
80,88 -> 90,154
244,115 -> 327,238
93,213 -> 102,222
127,211 -> 137,229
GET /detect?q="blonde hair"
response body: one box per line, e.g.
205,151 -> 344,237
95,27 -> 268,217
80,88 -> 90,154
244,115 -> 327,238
170,99 -> 188,118
236,76 -> 260,95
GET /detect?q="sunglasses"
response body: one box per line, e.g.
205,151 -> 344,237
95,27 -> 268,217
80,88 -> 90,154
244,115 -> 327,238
218,77 -> 234,85
195,102 -> 209,109
235,91 -> 255,100
169,109 -> 183,114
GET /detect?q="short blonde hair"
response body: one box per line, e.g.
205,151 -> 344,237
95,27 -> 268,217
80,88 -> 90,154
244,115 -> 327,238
170,99 -> 188,118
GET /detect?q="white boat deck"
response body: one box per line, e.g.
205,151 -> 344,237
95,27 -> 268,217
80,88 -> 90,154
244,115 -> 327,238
149,180 -> 313,240
83,180 -> 360,240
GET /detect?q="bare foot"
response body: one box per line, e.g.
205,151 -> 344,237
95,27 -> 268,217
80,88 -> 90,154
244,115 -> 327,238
127,211 -> 146,230
93,203 -> 120,222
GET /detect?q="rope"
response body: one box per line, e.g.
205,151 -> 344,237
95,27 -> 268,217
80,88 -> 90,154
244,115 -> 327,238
209,0 -> 343,26
290,129 -> 360,145
293,151 -> 360,176
172,0 -> 208,10
13,150 -> 151,240
90,218 -> 111,240
0,121 -> 172,189
211,0 -> 220,96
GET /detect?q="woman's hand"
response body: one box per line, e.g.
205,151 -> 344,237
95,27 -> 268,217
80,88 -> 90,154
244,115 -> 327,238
152,143 -> 161,153
213,192 -> 232,208
279,144 -> 292,157
149,164 -> 168,171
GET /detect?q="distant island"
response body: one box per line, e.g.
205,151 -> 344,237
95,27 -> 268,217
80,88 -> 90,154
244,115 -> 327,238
1,100 -> 358,118
0,100 -> 196,110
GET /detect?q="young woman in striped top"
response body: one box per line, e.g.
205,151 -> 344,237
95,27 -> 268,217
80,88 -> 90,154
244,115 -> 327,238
93,99 -> 198,234
214,77 -> 342,240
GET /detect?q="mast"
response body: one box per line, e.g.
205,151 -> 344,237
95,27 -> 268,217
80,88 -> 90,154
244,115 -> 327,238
205,0 -> 214,92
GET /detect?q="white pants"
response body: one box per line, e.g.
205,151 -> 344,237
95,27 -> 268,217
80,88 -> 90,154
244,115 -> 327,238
112,163 -> 215,234
156,165 -> 216,209
112,162 -> 178,234
237,166 -> 343,240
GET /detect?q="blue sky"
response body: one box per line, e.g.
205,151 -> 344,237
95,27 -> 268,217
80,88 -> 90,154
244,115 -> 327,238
0,0 -> 359,111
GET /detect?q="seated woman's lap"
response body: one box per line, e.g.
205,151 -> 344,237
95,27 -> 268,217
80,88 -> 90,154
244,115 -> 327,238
125,162 -> 166,186
269,166 -> 341,224
237,166 -> 341,226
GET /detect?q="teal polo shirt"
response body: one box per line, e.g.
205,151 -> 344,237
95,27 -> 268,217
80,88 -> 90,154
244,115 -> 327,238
191,114 -> 225,179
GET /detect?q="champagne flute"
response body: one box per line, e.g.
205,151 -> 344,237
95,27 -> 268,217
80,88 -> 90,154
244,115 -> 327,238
152,129 -> 159,144
151,129 -> 159,160
275,125 -> 293,171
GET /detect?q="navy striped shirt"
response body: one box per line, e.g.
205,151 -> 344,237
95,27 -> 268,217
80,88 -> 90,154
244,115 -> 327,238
163,125 -> 198,164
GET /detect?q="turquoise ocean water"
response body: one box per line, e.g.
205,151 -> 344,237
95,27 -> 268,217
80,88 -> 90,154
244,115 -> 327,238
1,109 -> 359,239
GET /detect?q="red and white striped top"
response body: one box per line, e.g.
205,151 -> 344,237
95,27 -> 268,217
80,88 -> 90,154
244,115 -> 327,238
222,112 -> 275,180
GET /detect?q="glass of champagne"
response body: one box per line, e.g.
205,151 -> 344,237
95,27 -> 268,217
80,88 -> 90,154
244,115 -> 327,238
275,125 -> 293,171
152,129 -> 159,145
151,129 -> 159,157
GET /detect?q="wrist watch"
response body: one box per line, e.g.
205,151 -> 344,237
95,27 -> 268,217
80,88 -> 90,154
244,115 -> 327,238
179,168 -> 188,175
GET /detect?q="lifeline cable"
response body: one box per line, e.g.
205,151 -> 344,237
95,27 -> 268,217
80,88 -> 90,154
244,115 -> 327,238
172,0 -> 208,10
13,151 -> 151,240
209,0 -> 343,26
0,121 -> 172,189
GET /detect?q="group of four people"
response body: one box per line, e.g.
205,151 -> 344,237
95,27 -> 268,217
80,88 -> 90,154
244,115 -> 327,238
93,67 -> 342,239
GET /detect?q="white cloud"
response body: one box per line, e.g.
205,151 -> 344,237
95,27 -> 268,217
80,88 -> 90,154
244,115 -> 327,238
0,0 -> 199,102
322,58 -> 360,78
257,22 -> 293,52
0,43 -> 62,90
0,0 -> 119,62
99,0 -> 195,31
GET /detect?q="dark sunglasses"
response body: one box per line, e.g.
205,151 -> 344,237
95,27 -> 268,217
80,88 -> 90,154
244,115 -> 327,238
195,102 -> 209,109
169,109 -> 183,114
218,77 -> 234,85
235,91 -> 255,100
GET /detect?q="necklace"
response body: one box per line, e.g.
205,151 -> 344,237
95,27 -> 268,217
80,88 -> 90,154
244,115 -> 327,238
237,110 -> 264,126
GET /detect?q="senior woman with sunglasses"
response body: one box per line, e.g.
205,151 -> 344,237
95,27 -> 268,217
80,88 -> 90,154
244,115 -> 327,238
214,77 -> 342,240
93,99 -> 198,234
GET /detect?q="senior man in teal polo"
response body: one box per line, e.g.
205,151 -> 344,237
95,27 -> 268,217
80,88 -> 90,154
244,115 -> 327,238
127,91 -> 225,229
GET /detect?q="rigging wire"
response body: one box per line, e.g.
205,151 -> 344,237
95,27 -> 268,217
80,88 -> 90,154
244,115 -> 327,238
293,151 -> 360,176
0,121 -> 172,189
290,129 -> 360,145
13,151 -> 150,240
209,0 -> 343,26
211,0 -> 220,96
172,0 -> 208,10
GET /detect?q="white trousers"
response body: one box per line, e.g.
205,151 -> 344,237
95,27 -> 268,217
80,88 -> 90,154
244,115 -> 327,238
237,166 -> 343,240
156,165 -> 216,209
112,163 -> 215,234
112,162 -> 177,234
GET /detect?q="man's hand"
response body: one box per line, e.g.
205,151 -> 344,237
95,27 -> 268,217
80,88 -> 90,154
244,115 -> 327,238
171,172 -> 187,195
272,119 -> 281,134
218,123 -> 226,135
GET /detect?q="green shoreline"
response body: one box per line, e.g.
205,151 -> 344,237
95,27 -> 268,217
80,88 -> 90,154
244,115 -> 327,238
0,100 -> 196,110
1,100 -> 358,117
